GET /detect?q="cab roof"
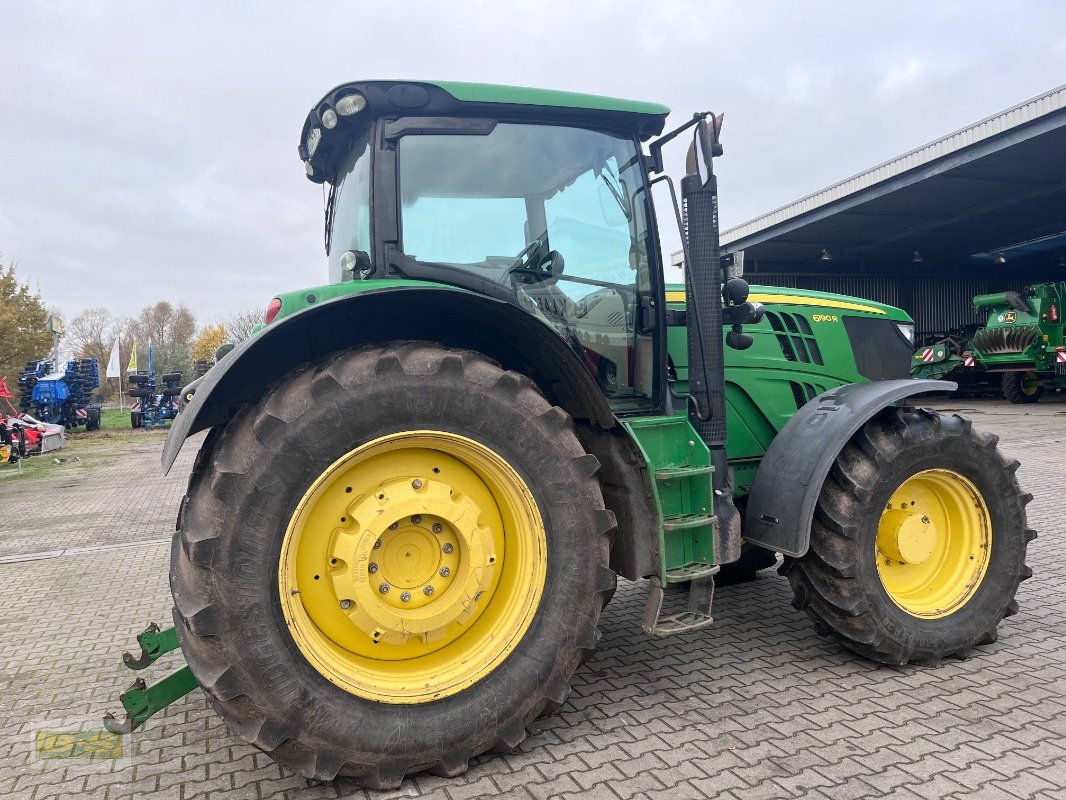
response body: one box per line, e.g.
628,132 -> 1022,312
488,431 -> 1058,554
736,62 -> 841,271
299,79 -> 671,183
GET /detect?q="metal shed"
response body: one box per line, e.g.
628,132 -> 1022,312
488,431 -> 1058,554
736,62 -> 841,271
717,84 -> 1066,336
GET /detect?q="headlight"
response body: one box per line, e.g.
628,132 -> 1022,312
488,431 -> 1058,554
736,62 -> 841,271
321,108 -> 338,129
305,127 -> 322,158
335,93 -> 366,116
896,323 -> 915,344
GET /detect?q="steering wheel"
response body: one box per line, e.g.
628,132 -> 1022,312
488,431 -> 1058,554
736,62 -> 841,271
510,250 -> 565,286
506,234 -> 565,287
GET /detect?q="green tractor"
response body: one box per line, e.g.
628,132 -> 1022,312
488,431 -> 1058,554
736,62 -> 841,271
106,81 -> 1034,788
965,282 -> 1066,403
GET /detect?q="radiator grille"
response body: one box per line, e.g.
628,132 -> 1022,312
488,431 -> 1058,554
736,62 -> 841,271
766,311 -> 825,365
788,380 -> 826,409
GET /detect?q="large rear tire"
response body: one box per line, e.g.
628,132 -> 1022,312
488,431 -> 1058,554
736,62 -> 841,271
784,407 -> 1033,665
170,343 -> 615,787
1002,371 -> 1043,404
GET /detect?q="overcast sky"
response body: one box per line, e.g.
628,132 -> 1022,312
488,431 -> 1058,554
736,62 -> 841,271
3,1 -> 1065,325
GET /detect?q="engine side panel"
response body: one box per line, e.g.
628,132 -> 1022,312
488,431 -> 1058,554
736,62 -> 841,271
665,284 -> 915,496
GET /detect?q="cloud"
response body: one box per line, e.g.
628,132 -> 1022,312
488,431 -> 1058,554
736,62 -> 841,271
1,0 -> 1064,323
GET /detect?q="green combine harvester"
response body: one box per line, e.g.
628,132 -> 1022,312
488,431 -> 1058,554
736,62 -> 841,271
106,80 -> 1034,788
968,283 -> 1066,403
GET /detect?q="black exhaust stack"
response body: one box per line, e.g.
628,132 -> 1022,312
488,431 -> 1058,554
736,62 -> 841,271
680,115 -> 742,564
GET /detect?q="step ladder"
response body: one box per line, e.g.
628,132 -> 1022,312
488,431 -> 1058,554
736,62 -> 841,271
624,417 -> 719,636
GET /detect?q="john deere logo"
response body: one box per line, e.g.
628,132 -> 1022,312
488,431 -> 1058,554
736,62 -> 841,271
1004,311 -> 1017,323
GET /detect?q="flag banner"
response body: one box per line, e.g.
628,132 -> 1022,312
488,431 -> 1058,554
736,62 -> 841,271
106,339 -> 122,378
127,343 -> 138,373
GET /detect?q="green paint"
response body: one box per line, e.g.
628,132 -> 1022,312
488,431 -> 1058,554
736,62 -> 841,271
267,279 -> 453,326
109,667 -> 198,733
665,283 -> 910,496
432,81 -> 671,118
623,416 -> 716,581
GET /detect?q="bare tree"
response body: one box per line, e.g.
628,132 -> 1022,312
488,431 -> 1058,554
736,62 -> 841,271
223,305 -> 264,343
67,307 -> 116,365
129,301 -> 197,379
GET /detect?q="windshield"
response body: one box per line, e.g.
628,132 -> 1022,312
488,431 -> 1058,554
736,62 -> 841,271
327,127 -> 372,282
398,123 -> 655,409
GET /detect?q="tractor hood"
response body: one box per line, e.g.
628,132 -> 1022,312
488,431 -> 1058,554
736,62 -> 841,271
664,283 -> 912,322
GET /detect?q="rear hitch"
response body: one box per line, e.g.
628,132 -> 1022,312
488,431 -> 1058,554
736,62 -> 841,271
103,623 -> 198,735
122,622 -> 180,669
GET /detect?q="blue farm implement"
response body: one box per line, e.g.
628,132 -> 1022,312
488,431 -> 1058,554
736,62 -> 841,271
129,371 -> 183,429
17,358 -> 102,430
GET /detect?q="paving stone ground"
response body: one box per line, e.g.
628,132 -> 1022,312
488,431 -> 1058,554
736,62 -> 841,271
1,398 -> 1064,800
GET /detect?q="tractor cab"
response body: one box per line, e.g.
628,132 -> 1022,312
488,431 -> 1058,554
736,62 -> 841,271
302,81 -> 681,411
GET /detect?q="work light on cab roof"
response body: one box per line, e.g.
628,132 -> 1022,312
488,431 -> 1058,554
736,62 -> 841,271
301,90 -> 368,178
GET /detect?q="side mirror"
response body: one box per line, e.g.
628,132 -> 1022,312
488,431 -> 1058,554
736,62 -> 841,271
723,277 -> 750,305
726,329 -> 754,350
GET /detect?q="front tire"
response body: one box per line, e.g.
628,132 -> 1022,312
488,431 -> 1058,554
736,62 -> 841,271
170,343 -> 615,787
785,407 -> 1033,665
1002,371 -> 1043,404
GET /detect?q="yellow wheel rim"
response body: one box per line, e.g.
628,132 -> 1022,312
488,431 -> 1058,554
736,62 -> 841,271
1021,371 -> 1040,396
875,469 -> 991,618
279,431 -> 547,703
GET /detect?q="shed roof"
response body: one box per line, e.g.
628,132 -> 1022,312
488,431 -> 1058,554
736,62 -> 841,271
720,84 -> 1066,268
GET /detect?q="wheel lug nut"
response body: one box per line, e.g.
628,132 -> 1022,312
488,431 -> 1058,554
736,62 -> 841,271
378,583 -> 390,594
442,543 -> 454,554
921,516 -> 930,524
432,523 -> 443,534
439,566 -> 450,577
389,523 -> 398,531
400,591 -> 411,602
412,479 -> 423,489
475,591 -> 483,601
412,515 -> 422,525
424,585 -> 435,596
374,539 -> 383,548
340,599 -> 352,610
368,563 -> 378,574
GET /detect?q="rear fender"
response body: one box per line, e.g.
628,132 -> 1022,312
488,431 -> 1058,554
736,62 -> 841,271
743,379 -> 955,557
162,285 -> 615,473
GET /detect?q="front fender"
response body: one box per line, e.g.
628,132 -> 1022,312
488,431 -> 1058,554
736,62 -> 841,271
162,284 -> 615,473
743,379 -> 955,557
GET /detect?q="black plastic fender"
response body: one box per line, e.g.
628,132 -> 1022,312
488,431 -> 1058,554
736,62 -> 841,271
161,284 -> 616,473
743,379 -> 955,557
